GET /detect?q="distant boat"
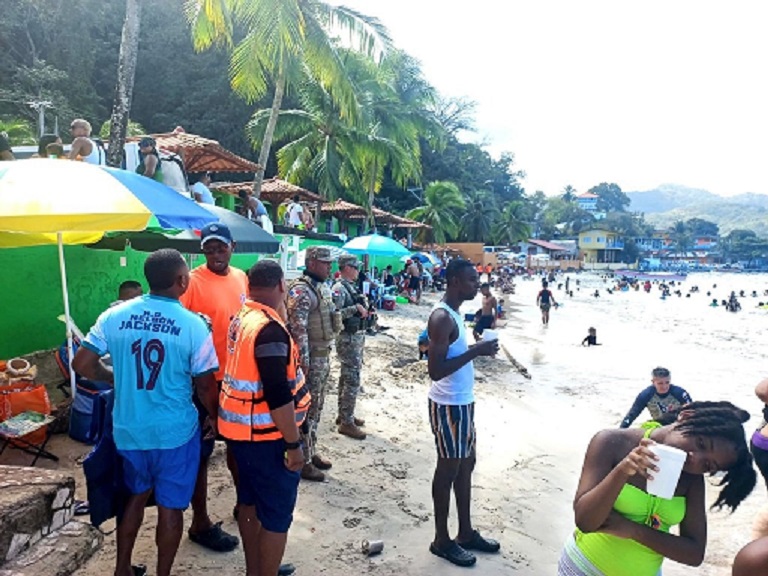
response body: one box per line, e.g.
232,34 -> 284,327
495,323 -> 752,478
615,269 -> 688,282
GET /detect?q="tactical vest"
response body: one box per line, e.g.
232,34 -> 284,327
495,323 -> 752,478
289,275 -> 341,347
219,301 -> 310,442
336,279 -> 365,334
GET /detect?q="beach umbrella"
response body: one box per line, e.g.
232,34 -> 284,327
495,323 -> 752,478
342,234 -> 411,257
0,159 -> 217,395
399,253 -> 435,271
87,205 -> 280,254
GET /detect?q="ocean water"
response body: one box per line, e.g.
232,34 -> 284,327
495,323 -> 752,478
480,271 -> 768,574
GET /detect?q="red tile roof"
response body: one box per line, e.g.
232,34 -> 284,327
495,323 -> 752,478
126,132 -> 260,173
528,238 -> 569,252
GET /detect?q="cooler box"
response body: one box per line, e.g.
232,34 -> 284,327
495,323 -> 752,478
382,295 -> 396,311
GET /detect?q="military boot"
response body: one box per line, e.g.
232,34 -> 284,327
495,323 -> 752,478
301,463 -> 325,482
338,422 -> 367,440
336,416 -> 366,427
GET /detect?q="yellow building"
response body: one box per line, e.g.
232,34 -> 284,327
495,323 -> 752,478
578,228 -> 624,263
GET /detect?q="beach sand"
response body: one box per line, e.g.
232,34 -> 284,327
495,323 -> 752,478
6,271 -> 766,575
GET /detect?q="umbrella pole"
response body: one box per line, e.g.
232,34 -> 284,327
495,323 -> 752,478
58,233 -> 77,398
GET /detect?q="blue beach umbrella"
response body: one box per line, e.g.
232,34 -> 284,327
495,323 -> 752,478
342,233 -> 411,257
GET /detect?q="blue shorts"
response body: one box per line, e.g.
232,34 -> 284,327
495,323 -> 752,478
229,440 -> 300,533
118,428 -> 201,509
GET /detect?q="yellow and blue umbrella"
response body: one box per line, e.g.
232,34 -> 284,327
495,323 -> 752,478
0,159 -> 217,393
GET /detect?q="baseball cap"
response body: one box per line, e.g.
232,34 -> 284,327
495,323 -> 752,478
200,222 -> 233,247
306,246 -> 334,262
338,255 -> 360,269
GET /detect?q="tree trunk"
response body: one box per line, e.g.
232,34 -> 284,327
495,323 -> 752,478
107,0 -> 142,168
366,158 -> 378,231
252,67 -> 287,199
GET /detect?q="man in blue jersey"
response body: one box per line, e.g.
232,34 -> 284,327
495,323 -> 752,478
619,366 -> 693,428
73,248 -> 219,576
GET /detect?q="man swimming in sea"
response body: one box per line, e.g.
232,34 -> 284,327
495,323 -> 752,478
619,366 -> 692,428
472,283 -> 497,341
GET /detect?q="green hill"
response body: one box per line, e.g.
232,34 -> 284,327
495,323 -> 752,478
627,185 -> 768,236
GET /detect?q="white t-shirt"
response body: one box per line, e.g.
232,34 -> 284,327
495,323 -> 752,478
287,202 -> 304,226
190,182 -> 215,204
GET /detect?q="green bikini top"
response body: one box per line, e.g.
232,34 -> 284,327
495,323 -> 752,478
574,424 -> 687,576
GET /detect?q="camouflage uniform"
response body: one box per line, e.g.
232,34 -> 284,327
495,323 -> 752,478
286,249 -> 340,463
332,275 -> 366,425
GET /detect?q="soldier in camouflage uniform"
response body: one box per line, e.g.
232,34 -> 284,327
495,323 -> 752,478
286,246 -> 341,481
331,255 -> 369,440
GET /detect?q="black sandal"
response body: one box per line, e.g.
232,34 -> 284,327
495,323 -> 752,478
188,522 -> 239,552
132,564 -> 147,576
429,541 -> 476,567
457,530 -> 500,553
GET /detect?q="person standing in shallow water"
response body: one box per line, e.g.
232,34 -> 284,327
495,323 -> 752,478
558,401 -> 757,576
426,259 -> 501,567
536,280 -> 557,325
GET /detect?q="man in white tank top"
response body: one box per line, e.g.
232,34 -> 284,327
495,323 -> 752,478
426,259 -> 500,568
68,118 -> 105,165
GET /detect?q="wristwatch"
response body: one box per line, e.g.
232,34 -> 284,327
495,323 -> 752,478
284,440 -> 303,450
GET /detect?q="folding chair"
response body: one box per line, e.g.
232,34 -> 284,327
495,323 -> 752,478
0,411 -> 58,466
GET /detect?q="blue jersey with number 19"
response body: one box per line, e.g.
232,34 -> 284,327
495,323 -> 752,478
82,294 -> 219,451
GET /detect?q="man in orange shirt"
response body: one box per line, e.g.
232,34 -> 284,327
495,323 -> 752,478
180,222 -> 244,553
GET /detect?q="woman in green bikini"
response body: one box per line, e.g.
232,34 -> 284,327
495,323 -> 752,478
559,401 -> 757,576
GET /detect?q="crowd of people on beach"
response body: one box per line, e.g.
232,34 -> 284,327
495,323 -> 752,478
12,128 -> 768,574
37,232 -> 768,576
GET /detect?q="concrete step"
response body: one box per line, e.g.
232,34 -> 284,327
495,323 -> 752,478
0,520 -> 102,576
0,465 -> 76,563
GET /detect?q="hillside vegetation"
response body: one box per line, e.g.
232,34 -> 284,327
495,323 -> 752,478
628,184 -> 768,236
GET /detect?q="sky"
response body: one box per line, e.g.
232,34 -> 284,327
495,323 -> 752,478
333,0 -> 768,197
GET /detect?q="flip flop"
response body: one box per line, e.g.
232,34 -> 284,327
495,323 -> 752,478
74,500 -> 90,516
429,541 -> 476,567
188,521 -> 239,552
278,564 -> 296,576
457,530 -> 501,553
132,564 -> 147,576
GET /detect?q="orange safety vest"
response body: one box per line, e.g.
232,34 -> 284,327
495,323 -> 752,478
219,300 -> 310,442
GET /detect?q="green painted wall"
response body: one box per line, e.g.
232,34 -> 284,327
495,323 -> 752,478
0,245 -> 150,358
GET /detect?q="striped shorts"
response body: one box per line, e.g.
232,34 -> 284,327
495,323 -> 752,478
428,400 -> 476,459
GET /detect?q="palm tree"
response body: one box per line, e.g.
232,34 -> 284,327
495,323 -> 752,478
246,72 -> 354,200
185,0 -> 391,198
493,202 -> 531,245
106,0 -> 142,167
460,190 -> 499,242
406,181 -> 465,244
561,184 -> 577,202
339,50 -> 423,224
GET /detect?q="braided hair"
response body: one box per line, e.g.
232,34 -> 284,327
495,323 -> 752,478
657,401 -> 756,512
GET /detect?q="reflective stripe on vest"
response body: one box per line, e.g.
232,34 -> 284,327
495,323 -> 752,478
219,301 -> 310,442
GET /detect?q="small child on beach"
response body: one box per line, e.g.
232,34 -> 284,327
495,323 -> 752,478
581,327 -> 600,347
417,328 -> 429,360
